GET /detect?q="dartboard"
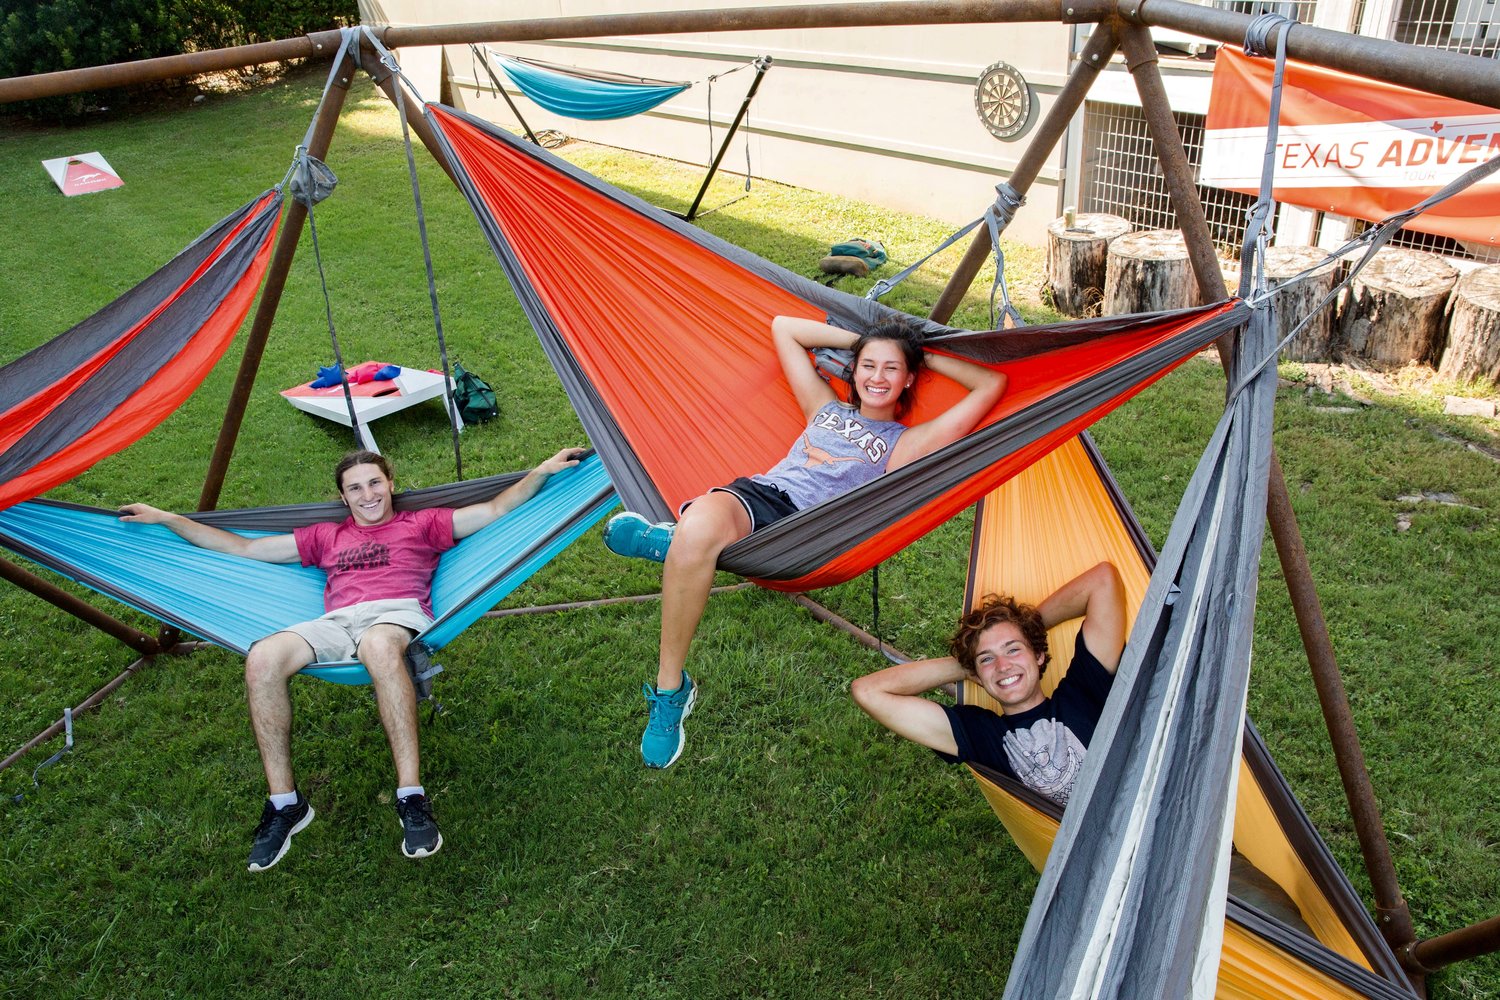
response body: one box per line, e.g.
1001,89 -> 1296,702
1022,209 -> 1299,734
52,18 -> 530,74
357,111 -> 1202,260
975,60 -> 1032,140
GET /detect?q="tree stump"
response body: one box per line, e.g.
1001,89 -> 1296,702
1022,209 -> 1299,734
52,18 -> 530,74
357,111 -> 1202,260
1104,230 -> 1199,315
1262,246 -> 1342,362
1337,248 -> 1457,365
1044,213 -> 1130,316
1438,265 -> 1500,382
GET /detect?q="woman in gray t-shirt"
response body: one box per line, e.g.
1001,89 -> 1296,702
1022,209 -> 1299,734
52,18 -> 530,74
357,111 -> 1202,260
607,313 -> 1007,769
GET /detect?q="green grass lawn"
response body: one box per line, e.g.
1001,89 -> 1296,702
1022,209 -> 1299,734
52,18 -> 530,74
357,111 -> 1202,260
0,66 -> 1496,999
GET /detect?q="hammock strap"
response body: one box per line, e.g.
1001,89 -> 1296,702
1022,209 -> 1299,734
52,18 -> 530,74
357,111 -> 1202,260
868,182 -> 1026,329
296,153 -> 361,443
868,218 -> 981,302
985,183 -> 1027,329
300,28 -> 360,154
366,28 -> 466,479
1236,12 -> 1296,301
18,707 -> 72,801
705,56 -> 762,192
470,43 -> 542,146
287,28 -> 364,443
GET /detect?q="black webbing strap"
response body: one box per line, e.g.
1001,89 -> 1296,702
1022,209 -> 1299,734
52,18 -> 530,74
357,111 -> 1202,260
868,182 -> 1026,329
469,44 -> 542,147
11,708 -> 73,803
366,28 -> 466,480
705,56 -> 765,193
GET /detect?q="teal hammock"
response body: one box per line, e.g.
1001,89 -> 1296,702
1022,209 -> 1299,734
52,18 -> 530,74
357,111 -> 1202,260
0,455 -> 617,684
492,53 -> 690,120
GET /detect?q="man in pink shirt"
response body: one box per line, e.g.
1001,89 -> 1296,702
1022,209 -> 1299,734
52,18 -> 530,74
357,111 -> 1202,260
120,446 -> 584,871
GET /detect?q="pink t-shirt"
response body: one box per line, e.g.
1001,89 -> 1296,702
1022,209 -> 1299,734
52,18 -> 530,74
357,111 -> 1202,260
293,508 -> 457,616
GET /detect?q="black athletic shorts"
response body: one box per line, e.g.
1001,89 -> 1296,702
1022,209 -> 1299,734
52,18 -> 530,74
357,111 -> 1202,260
679,476 -> 798,532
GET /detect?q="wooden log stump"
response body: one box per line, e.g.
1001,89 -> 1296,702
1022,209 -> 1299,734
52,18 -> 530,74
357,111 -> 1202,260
1438,264 -> 1500,382
1044,213 -> 1130,316
1337,248 -> 1457,365
1263,246 -> 1342,362
1104,229 -> 1200,315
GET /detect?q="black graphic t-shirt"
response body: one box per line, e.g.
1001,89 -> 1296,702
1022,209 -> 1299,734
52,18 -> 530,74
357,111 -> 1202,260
938,633 -> 1115,806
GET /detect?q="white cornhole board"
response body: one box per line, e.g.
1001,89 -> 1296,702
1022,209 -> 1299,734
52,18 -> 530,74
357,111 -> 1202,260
280,365 -> 462,454
42,152 -> 124,196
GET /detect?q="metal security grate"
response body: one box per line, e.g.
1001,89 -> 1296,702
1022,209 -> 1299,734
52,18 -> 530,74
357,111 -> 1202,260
1206,0 -> 1321,22
1347,0 -> 1497,257
1351,219 -> 1500,261
1359,0 -> 1500,55
1079,102 -> 1267,255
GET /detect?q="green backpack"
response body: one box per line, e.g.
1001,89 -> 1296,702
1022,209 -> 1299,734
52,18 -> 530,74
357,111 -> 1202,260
451,362 -> 499,425
828,239 -> 888,269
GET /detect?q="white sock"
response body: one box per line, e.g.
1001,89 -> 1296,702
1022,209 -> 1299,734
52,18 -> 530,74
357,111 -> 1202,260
269,790 -> 299,810
397,785 -> 425,801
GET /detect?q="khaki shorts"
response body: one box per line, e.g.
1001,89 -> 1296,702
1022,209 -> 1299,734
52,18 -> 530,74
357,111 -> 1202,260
273,598 -> 433,664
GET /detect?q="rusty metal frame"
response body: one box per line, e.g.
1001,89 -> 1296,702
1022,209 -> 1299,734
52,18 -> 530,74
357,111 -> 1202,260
1,3 -> 1497,985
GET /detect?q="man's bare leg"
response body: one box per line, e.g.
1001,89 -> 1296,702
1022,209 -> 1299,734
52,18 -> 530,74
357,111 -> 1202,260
244,631 -> 318,872
244,631 -> 317,794
359,624 -> 422,788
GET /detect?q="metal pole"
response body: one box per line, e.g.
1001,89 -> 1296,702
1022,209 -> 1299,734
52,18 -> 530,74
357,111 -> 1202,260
928,20 -> 1121,324
0,643 -> 210,775
1120,23 -> 1421,978
468,44 -> 542,146
1407,914 -> 1500,974
0,4 -> 1090,107
381,2 -> 1090,48
684,56 -> 773,222
0,31 -> 343,104
1127,0 -> 1500,108
789,594 -> 914,662
196,47 -> 358,512
1119,25 -> 1225,305
7,2 -> 1500,112
1265,470 -> 1422,974
0,553 -> 159,655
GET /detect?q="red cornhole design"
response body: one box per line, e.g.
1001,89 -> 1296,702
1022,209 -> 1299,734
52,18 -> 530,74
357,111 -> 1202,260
42,152 -> 124,196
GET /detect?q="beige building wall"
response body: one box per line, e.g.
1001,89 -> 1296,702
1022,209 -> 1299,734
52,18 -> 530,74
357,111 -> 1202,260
362,1 -> 1075,245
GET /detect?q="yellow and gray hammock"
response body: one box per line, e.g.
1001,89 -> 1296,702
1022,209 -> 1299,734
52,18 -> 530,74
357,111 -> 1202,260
970,17 -> 1500,999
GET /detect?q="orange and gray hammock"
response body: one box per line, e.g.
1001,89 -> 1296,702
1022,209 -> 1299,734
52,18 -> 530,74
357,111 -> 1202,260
421,100 -> 1249,592
0,190 -> 282,512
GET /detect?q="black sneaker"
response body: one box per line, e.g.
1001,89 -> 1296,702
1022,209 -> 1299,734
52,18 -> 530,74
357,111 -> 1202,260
395,793 -> 443,859
247,792 -> 314,872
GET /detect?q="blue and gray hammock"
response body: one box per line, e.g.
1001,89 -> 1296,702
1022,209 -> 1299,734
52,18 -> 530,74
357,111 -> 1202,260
490,53 -> 690,121
0,456 -> 616,684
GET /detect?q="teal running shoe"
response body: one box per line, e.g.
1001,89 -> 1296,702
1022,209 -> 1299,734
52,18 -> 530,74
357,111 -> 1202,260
604,511 -> 675,563
640,673 -> 696,769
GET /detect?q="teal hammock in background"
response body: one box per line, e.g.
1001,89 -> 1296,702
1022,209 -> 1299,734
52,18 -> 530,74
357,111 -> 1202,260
493,54 -> 689,121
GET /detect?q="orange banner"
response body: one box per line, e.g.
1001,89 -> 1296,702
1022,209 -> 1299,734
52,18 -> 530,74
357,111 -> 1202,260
1203,46 -> 1500,249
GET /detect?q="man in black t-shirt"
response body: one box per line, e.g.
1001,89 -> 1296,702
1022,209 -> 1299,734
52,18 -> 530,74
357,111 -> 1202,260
851,562 -> 1127,806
